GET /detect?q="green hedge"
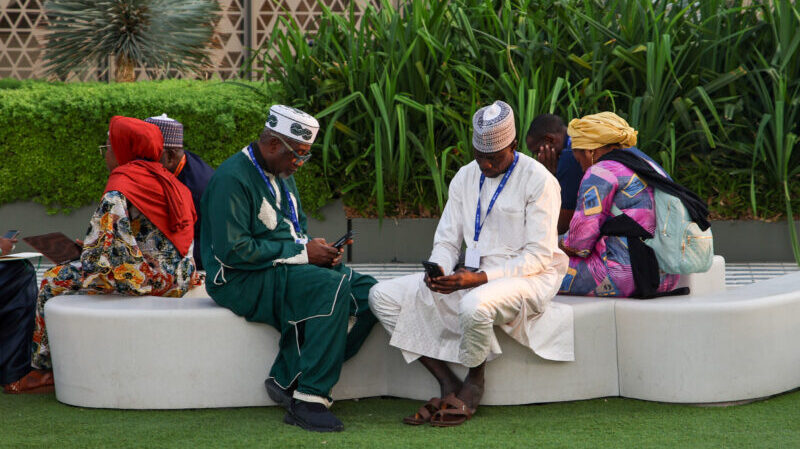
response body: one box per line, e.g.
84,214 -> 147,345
0,80 -> 332,217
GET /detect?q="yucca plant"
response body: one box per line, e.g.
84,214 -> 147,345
43,0 -> 219,82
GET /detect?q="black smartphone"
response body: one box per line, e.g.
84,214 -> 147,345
3,230 -> 19,239
422,261 -> 444,278
332,230 -> 355,249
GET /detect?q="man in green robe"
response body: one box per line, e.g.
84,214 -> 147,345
200,105 -> 377,432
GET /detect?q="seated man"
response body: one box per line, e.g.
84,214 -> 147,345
200,105 -> 377,433
526,114 -> 582,234
369,101 -> 573,427
0,236 -> 53,394
146,114 -> 215,270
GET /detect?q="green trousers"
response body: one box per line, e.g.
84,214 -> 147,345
263,263 -> 377,399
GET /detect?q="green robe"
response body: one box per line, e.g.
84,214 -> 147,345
200,148 -> 376,399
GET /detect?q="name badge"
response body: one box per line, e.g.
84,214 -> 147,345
465,247 -> 481,269
296,237 -> 309,245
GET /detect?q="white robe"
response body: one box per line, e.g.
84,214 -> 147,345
369,153 -> 574,365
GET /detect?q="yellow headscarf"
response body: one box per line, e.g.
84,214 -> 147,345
567,112 -> 638,150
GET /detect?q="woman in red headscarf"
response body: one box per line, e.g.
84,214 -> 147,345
26,116 -> 197,375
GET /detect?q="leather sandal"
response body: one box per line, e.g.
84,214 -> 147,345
430,393 -> 476,427
3,370 -> 55,394
402,397 -> 442,425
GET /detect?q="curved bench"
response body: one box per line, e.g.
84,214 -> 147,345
45,255 -> 800,409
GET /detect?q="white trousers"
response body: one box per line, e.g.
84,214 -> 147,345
368,269 -> 571,368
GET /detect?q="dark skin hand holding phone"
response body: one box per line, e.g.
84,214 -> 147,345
423,262 -> 488,295
307,236 -> 353,268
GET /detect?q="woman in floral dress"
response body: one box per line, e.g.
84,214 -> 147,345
31,116 -> 197,370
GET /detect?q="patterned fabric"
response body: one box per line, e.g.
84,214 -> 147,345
146,114 -> 183,148
472,100 -> 515,153
31,191 -> 196,369
559,160 -> 679,297
265,104 -> 320,144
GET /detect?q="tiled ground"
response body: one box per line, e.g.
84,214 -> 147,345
33,262 -> 799,289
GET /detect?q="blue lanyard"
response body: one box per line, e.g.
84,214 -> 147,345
474,151 -> 519,243
565,136 -> 572,151
247,144 -> 303,235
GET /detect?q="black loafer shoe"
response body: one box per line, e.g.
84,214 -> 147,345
264,378 -> 293,410
284,399 -> 344,432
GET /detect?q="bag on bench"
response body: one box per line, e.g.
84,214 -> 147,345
599,150 -> 713,275
645,189 -> 713,274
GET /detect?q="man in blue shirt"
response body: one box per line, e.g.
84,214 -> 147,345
146,114 -> 215,270
526,114 -> 582,234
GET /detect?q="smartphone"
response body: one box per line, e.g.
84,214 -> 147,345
332,230 -> 355,249
422,261 -> 444,278
2,230 -> 19,239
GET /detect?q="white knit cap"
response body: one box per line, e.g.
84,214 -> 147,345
472,100 -> 516,153
265,104 -> 320,144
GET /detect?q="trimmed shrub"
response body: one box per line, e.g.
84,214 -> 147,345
0,80 -> 332,217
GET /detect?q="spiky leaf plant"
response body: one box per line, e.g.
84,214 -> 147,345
43,0 -> 220,82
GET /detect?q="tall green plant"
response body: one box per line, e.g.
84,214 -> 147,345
743,0 -> 800,263
255,0 -> 800,266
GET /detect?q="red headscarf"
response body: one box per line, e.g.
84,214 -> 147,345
104,116 -> 196,257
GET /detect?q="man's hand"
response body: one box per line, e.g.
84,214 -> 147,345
0,237 -> 17,255
425,268 -> 488,295
307,238 -> 340,267
536,143 -> 559,175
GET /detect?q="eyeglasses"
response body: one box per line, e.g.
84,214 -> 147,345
274,134 -> 312,163
98,144 -> 110,157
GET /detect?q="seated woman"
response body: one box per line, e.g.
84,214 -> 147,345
558,112 -> 680,298
31,116 -> 197,372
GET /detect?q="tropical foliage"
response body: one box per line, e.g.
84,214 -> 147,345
256,0 -> 800,262
43,0 -> 219,82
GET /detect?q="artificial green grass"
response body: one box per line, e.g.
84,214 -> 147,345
2,392 -> 799,448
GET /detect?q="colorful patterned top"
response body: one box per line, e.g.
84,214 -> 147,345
559,159 -> 679,297
32,191 -> 196,369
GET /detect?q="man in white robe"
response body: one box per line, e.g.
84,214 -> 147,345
368,100 -> 573,426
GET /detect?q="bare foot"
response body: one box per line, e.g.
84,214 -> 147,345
440,372 -> 463,398
418,356 -> 463,398
456,379 -> 484,411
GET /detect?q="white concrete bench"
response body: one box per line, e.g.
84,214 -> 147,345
45,255 -> 800,409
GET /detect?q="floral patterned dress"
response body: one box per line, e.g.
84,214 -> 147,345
32,191 -> 196,369
558,160 -> 679,297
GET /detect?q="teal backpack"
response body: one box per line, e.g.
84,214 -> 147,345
611,189 -> 713,274
602,149 -> 714,275
644,189 -> 714,274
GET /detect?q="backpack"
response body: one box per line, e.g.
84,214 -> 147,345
644,189 -> 714,274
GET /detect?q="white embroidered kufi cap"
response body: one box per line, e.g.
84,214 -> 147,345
265,104 -> 320,144
472,100 -> 516,153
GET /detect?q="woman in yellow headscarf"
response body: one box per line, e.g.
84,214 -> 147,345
557,112 -> 679,297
